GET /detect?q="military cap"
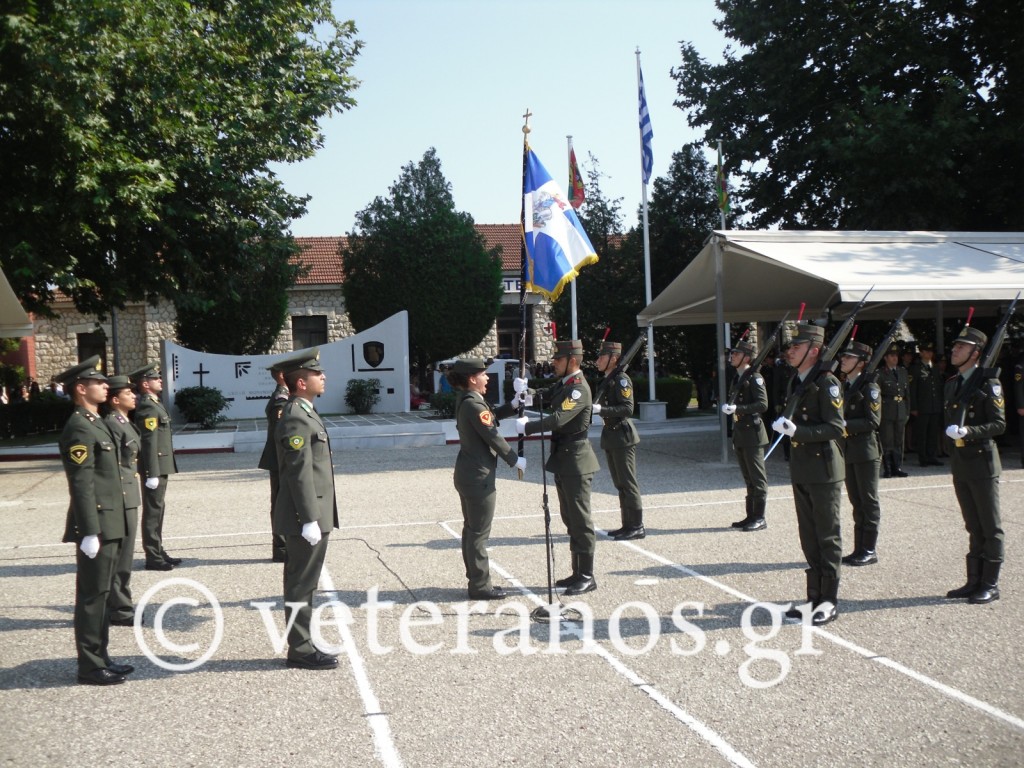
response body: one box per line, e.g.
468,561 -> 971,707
790,322 -> 824,345
276,347 -> 323,375
919,340 -> 935,352
552,339 -> 584,359
599,341 -> 622,356
885,342 -> 901,355
731,339 -> 756,357
902,341 -> 917,354
841,340 -> 872,360
105,375 -> 132,392
954,326 -> 987,347
452,357 -> 491,375
55,355 -> 107,386
266,360 -> 286,375
128,362 -> 162,383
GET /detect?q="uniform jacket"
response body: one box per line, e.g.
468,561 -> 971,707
525,371 -> 600,476
944,372 -> 1005,480
60,407 -> 128,543
134,393 -> 178,478
786,371 -> 846,485
104,411 -> 142,510
258,383 -> 290,472
1013,357 -> 1024,410
842,375 -> 881,463
727,367 -> 768,449
453,391 -> 517,493
597,371 -> 640,451
273,396 -> 339,535
878,366 -> 909,422
908,361 -> 944,414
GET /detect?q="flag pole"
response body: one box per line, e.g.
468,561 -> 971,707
567,135 -> 579,339
637,48 -> 656,402
518,108 -> 532,480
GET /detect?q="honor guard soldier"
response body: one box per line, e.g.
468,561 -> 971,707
258,362 -> 290,562
878,343 -> 910,477
273,349 -> 340,669
838,341 -> 883,566
56,357 -> 135,685
909,341 -> 944,467
129,363 -> 181,569
449,357 -> 526,600
1012,351 -> 1024,467
722,338 -> 769,531
516,340 -> 600,595
943,327 -> 1006,604
772,323 -> 845,625
102,376 -> 143,626
594,340 -> 645,540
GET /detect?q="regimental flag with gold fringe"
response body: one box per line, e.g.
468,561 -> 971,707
568,147 -> 585,209
523,146 -> 598,301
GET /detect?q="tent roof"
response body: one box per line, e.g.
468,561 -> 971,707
637,230 -> 1024,326
1,268 -> 32,338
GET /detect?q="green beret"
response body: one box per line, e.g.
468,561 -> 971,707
276,348 -> 323,375
128,363 -> 161,383
452,357 -> 490,375
55,355 -> 107,386
552,339 -> 583,359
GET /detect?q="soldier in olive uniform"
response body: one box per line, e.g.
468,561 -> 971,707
594,340 -> 645,540
516,340 -> 600,595
258,363 -> 290,562
878,343 -> 910,477
130,363 -> 181,570
838,341 -> 883,566
449,357 -> 526,600
1012,353 -> 1024,467
909,341 -> 944,467
943,327 -> 1006,604
721,339 -> 769,532
772,323 -> 845,625
102,376 -> 143,625
273,349 -> 340,669
57,357 -> 135,685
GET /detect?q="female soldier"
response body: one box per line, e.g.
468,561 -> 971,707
449,358 -> 526,600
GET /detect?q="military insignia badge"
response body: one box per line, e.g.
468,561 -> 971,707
869,389 -> 880,400
144,417 -> 158,431
1016,373 -> 1022,382
829,384 -> 841,399
619,378 -> 629,388
755,375 -> 765,386
571,390 -> 582,400
479,411 -> 493,426
992,384 -> 1003,398
561,398 -> 576,411
68,445 -> 88,464
287,435 -> 305,450
621,387 -> 632,399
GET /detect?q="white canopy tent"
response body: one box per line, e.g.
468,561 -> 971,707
0,268 -> 33,338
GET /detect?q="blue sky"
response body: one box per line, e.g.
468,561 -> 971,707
273,0 -> 728,237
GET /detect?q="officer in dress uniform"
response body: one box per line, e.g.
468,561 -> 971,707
516,340 -> 600,595
449,357 -> 526,600
943,327 -> 1006,604
129,363 -> 181,570
273,348 -> 340,669
909,341 -> 944,467
838,341 -> 883,566
102,375 -> 143,626
57,357 -> 135,685
1012,351 -> 1024,468
771,323 -> 845,625
722,338 -> 769,531
594,341 -> 645,540
878,343 -> 910,477
258,362 -> 290,562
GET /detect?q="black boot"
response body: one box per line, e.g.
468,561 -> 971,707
614,510 -> 646,540
555,553 -> 580,589
847,529 -> 878,566
607,519 -> 627,538
882,452 -> 893,479
785,569 -> 821,621
946,556 -> 982,598
731,498 -> 753,528
842,528 -> 864,564
969,561 -> 1001,604
813,573 -> 839,625
564,553 -> 597,595
742,498 -> 767,531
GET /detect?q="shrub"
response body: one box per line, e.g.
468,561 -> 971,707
345,378 -> 381,415
429,391 -> 456,419
632,376 -> 694,418
175,386 -> 229,429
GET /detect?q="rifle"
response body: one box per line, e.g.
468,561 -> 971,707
725,312 -> 790,407
848,307 -> 909,397
765,287 -> 873,458
953,292 -> 1020,429
594,333 -> 647,405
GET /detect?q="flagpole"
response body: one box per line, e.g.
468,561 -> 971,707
567,135 -> 579,339
717,138 -> 730,444
637,48 -> 656,403
518,109 -> 532,479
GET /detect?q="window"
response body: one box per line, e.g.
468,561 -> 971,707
497,304 -> 531,360
76,331 -> 106,371
292,316 -> 328,349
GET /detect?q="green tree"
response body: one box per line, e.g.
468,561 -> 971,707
342,149 -> 503,374
673,0 -> 1023,230
1,0 -> 361,353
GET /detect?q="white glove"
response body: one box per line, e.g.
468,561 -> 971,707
80,534 -> 100,559
301,521 -> 322,546
145,477 -> 159,490
515,456 -> 527,472
592,403 -> 602,414
516,416 -> 529,435
720,403 -> 737,415
511,390 -> 533,408
512,377 -> 528,394
946,424 -> 968,440
772,417 -> 797,437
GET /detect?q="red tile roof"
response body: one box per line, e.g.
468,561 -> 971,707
475,224 -> 523,270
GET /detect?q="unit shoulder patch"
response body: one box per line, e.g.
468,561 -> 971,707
287,435 -> 305,450
479,410 -> 493,426
68,445 -> 88,464
143,417 -> 158,432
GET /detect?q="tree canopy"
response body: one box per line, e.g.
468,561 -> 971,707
341,148 -> 503,372
673,0 -> 1023,230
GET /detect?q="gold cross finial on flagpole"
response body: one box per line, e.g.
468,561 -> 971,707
522,108 -> 532,135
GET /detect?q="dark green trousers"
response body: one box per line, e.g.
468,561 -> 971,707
844,460 -> 881,533
605,445 -> 642,524
269,471 -> 287,557
793,481 -> 843,579
107,507 -> 138,620
554,472 -> 596,556
458,489 -> 496,592
75,537 -> 122,674
735,445 -> 768,505
141,476 -> 169,563
283,533 -> 330,657
953,476 -> 1004,562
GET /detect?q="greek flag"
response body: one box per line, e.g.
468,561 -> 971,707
638,64 -> 654,185
523,147 -> 598,301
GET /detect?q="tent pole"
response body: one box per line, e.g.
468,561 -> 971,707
714,235 -> 729,464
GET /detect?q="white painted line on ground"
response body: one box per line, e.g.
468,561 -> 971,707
320,564 -> 404,768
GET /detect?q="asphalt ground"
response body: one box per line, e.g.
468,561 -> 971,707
1,430 -> 1022,767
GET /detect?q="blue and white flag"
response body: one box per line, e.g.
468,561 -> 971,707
523,147 -> 598,301
638,64 -> 654,185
